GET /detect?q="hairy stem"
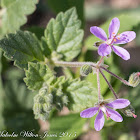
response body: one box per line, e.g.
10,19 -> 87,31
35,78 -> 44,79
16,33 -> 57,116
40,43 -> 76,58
97,56 -> 104,66
100,66 -> 130,86
54,61 -> 96,68
99,69 -> 119,99
96,69 -> 101,101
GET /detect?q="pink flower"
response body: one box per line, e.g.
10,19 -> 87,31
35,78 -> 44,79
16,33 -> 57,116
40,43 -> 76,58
90,17 -> 136,60
80,99 -> 130,131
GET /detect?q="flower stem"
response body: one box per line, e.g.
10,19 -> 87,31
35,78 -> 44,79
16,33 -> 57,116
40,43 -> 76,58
99,69 -> 119,99
96,69 -> 101,101
100,66 -> 130,86
97,56 -> 104,66
54,61 -> 96,68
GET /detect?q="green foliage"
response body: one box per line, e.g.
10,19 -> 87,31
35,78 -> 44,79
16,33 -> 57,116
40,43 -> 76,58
24,62 -> 55,90
46,113 -> 86,140
0,50 -> 5,130
4,80 -> 36,110
44,7 -> 84,61
0,0 -> 38,37
0,31 -> 44,69
47,0 -> 85,28
86,71 -> 111,95
85,14 -> 140,50
66,79 -> 98,111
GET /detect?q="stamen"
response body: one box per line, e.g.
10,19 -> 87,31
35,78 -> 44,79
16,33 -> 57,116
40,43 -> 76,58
132,113 -> 137,118
117,37 -> 120,40
106,110 -> 111,120
113,39 -> 116,42
118,33 -> 120,35
112,32 -> 115,34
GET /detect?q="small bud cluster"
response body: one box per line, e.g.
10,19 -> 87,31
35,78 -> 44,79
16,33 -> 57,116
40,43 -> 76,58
33,87 -> 53,121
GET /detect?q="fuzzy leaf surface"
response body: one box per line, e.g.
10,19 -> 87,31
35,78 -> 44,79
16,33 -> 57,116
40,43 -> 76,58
44,7 -> 84,61
0,30 -> 44,69
0,0 -> 38,36
24,62 -> 55,90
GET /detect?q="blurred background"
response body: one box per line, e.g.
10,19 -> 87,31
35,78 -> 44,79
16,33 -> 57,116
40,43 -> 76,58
0,0 -> 140,140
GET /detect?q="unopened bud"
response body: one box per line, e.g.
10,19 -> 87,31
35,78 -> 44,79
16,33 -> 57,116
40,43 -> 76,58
120,105 -> 137,118
33,87 -> 53,121
94,41 -> 103,47
80,64 -> 93,76
128,72 -> 140,87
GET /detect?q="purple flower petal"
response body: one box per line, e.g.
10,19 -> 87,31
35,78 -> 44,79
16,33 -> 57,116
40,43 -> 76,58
106,108 -> 123,122
109,17 -> 120,39
98,43 -> 111,56
94,110 -> 105,131
106,99 -> 130,109
90,26 -> 107,41
114,31 -> 136,44
80,107 -> 98,118
112,45 -> 130,60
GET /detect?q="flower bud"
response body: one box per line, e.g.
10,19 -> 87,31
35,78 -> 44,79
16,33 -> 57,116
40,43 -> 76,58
33,86 -> 53,121
120,105 -> 137,118
80,64 -> 93,76
94,41 -> 103,47
128,72 -> 140,87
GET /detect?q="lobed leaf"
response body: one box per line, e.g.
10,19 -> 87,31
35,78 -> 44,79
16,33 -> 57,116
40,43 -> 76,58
44,7 -> 84,61
0,0 -> 38,37
0,30 -> 44,69
24,62 -> 55,90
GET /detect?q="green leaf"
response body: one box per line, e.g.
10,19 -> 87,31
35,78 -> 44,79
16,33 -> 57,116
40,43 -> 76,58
65,79 -> 98,111
24,62 -> 55,90
85,14 -> 140,50
27,26 -> 45,40
46,113 -> 86,140
0,0 -> 38,37
0,50 -> 5,130
0,30 -> 44,69
44,7 -> 84,61
4,80 -> 37,110
47,0 -> 85,28
86,71 -> 111,95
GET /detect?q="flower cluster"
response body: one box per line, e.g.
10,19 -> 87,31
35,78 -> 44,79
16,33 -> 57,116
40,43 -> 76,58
80,17 -> 137,131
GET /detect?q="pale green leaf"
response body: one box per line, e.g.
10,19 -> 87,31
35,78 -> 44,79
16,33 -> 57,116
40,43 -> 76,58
0,30 -> 44,69
0,0 -> 38,36
44,7 -> 84,61
85,14 -> 140,50
24,62 -> 55,90
66,79 -> 98,111
47,113 -> 86,140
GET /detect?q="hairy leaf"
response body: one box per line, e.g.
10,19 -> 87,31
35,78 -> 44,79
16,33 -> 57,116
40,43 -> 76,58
0,30 -> 44,69
47,113 -> 86,140
0,0 -> 38,36
44,7 -> 84,61
24,62 -> 55,90
66,79 -> 98,111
